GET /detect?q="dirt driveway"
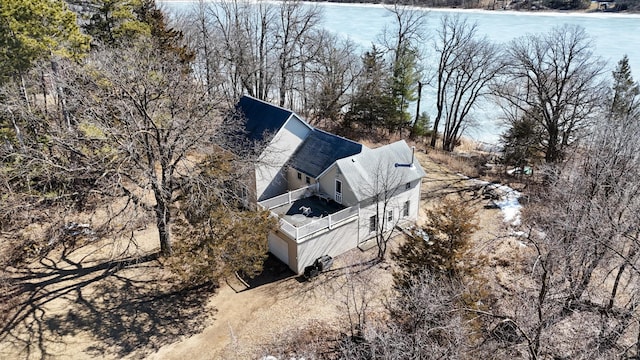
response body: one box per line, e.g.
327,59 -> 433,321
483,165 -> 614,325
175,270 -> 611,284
1,150 -> 524,360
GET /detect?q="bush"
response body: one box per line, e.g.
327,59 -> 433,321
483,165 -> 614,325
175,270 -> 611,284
394,198 -> 479,287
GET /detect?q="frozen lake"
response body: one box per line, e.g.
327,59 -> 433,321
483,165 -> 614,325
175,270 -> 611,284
161,1 -> 640,143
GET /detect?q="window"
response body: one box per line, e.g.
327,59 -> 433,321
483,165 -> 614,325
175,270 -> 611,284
335,179 -> 343,203
405,182 -> 411,190
297,172 -> 302,180
403,201 -> 410,217
387,209 -> 394,223
305,176 -> 311,184
369,215 -> 377,232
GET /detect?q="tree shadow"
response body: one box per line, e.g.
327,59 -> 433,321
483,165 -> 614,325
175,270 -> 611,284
243,254 -> 295,289
0,243 -> 215,359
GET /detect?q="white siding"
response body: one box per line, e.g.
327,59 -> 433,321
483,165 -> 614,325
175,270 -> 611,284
268,232 -> 290,265
286,167 -> 316,190
317,165 -> 358,207
295,219 -> 359,274
356,179 -> 422,243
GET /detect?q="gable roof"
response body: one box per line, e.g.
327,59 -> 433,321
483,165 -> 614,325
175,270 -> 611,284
236,95 -> 294,142
335,140 -> 426,202
289,129 -> 363,178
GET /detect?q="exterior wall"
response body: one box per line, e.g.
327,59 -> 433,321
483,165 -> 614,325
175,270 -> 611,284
255,115 -> 311,201
268,179 -> 422,274
268,230 -> 297,270
356,179 -> 422,243
295,218 -> 360,274
317,165 -> 359,207
286,167 -> 317,191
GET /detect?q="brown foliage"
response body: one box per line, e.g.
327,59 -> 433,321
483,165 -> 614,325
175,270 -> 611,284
394,198 -> 479,284
169,206 -> 277,287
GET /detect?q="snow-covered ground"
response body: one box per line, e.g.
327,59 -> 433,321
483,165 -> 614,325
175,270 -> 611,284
474,180 -> 522,226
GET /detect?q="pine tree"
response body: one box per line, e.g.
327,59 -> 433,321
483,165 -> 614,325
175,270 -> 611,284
0,0 -> 89,82
81,0 -> 150,46
610,55 -> 640,121
388,45 -> 420,134
394,198 -> 478,287
344,46 -> 395,131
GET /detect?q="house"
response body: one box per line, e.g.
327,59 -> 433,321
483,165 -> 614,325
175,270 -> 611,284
236,95 -> 426,274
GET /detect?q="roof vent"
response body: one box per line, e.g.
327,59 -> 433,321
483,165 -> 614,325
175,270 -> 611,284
394,146 -> 415,169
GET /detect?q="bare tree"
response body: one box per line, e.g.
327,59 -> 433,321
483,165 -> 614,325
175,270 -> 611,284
493,24 -> 606,163
182,0 -> 324,109
275,0 -> 323,109
361,161 -> 408,261
380,3 -> 428,133
61,41 -> 230,256
381,3 -> 428,65
305,33 -> 362,127
177,0 -> 218,98
339,271 -> 470,359
492,97 -> 640,358
190,0 -> 278,103
431,15 -> 502,151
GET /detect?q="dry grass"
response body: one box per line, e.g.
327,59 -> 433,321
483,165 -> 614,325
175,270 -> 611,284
426,150 -> 482,178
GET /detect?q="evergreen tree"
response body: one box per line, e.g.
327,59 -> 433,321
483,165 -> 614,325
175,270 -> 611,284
135,0 -> 194,63
344,46 -> 395,131
388,45 -> 420,134
394,198 -> 479,287
610,55 -> 640,121
81,0 -> 151,46
0,0 -> 89,82
500,113 -> 544,172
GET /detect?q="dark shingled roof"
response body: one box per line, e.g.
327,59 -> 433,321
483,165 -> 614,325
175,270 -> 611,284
237,95 -> 293,142
289,129 -> 363,178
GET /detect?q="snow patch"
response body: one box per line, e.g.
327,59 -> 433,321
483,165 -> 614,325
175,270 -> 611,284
473,180 -> 522,226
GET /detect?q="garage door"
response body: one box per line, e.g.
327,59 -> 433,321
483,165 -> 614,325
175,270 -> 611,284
268,233 -> 289,266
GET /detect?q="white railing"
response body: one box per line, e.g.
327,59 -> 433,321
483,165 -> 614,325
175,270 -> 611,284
279,219 -> 298,239
258,183 -> 318,210
330,205 -> 360,225
277,204 -> 360,241
297,217 -> 331,239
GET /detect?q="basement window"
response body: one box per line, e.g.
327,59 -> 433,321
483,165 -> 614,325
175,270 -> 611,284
369,215 -> 377,232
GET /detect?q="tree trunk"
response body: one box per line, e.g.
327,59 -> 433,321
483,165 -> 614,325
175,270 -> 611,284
430,115 -> 440,148
18,72 -> 31,113
155,198 -> 172,256
545,125 -> 560,163
7,108 -> 25,149
51,57 -> 71,130
411,81 -> 422,138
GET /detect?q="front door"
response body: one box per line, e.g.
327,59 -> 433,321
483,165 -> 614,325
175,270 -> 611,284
335,179 -> 343,204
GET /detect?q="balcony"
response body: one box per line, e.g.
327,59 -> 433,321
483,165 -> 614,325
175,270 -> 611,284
258,186 -> 359,241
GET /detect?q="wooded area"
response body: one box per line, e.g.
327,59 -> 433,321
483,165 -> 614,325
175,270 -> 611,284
1,0 -> 640,358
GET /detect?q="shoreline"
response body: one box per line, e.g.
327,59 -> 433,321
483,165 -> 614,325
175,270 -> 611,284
157,0 -> 640,17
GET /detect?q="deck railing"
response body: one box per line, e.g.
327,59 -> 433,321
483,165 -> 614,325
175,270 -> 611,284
277,204 -> 360,241
258,183 -> 318,210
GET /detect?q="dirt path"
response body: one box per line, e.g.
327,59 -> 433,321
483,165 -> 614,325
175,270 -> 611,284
1,150 -> 525,360
148,150 -> 524,359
